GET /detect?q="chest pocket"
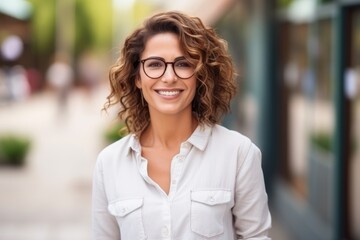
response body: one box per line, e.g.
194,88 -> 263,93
108,198 -> 146,240
190,190 -> 231,238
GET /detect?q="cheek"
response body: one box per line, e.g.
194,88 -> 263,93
190,79 -> 197,94
188,83 -> 197,100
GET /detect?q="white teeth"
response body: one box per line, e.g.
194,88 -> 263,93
158,90 -> 180,96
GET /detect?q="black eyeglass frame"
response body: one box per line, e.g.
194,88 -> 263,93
140,56 -> 195,79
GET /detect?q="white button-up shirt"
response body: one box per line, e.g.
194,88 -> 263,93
92,124 -> 271,240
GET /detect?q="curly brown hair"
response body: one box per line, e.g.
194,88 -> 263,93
104,11 -> 237,136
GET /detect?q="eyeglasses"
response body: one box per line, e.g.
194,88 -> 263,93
140,57 -> 195,79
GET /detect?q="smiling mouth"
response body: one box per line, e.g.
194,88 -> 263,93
156,90 -> 182,96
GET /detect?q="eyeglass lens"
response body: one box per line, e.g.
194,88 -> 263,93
142,58 -> 194,79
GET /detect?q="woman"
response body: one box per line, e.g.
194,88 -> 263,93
92,11 -> 271,240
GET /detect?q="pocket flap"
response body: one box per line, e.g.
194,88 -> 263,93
108,198 -> 143,217
191,190 -> 231,206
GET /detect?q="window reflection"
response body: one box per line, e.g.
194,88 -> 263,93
349,8 -> 360,239
280,19 -> 335,211
308,19 -> 335,224
282,23 -> 310,198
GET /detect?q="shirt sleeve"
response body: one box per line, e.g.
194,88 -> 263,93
232,143 -> 272,239
92,155 -> 121,240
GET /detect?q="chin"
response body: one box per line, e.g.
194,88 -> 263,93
154,106 -> 188,115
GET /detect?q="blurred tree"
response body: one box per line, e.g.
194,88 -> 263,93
133,0 -> 158,26
111,0 -> 155,60
28,0 -> 56,54
75,0 -> 112,56
277,0 -> 294,8
27,0 -> 112,85
27,0 -> 56,87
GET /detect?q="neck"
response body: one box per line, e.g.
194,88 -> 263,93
141,112 -> 197,149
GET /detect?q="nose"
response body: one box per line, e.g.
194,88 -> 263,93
161,63 -> 177,82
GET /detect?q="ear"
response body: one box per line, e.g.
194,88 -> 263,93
135,77 -> 142,89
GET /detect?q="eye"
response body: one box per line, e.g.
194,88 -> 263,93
145,59 -> 165,68
175,60 -> 192,68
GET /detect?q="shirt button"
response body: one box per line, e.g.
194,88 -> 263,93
161,226 -> 169,237
120,207 -> 126,214
209,196 -> 215,203
172,179 -> 177,185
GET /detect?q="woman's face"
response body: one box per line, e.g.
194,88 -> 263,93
136,32 -> 197,117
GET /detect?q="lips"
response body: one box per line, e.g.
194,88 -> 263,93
156,90 -> 182,96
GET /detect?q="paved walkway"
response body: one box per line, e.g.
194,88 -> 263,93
0,86 -> 114,240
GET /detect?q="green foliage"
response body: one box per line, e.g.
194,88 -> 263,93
0,135 -> 31,167
28,0 -> 56,53
311,131 -> 359,155
104,121 -> 128,144
75,0 -> 113,55
277,0 -> 294,8
311,132 -> 332,153
28,0 -> 112,56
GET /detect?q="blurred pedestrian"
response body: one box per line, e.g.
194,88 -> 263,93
0,66 -> 30,103
8,65 -> 30,101
46,53 -> 74,116
92,11 -> 271,239
77,51 -> 103,97
0,68 -> 9,103
25,67 -> 41,94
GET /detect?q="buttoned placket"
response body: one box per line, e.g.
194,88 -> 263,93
162,141 -> 191,240
161,199 -> 171,239
134,140 -> 192,240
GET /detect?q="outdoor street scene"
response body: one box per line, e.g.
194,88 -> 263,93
1,0 -> 359,239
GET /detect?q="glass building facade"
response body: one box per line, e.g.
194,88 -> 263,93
215,0 -> 360,239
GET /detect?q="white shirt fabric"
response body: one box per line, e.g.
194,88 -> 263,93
92,124 -> 272,240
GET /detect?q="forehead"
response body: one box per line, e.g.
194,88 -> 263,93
141,32 -> 184,59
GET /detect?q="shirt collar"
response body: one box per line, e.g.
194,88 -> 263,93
186,124 -> 212,151
127,124 -> 212,154
128,134 -> 140,155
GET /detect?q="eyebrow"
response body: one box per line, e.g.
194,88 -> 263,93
144,56 -> 186,62
174,56 -> 186,61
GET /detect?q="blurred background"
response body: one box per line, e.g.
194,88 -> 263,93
0,0 -> 359,239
